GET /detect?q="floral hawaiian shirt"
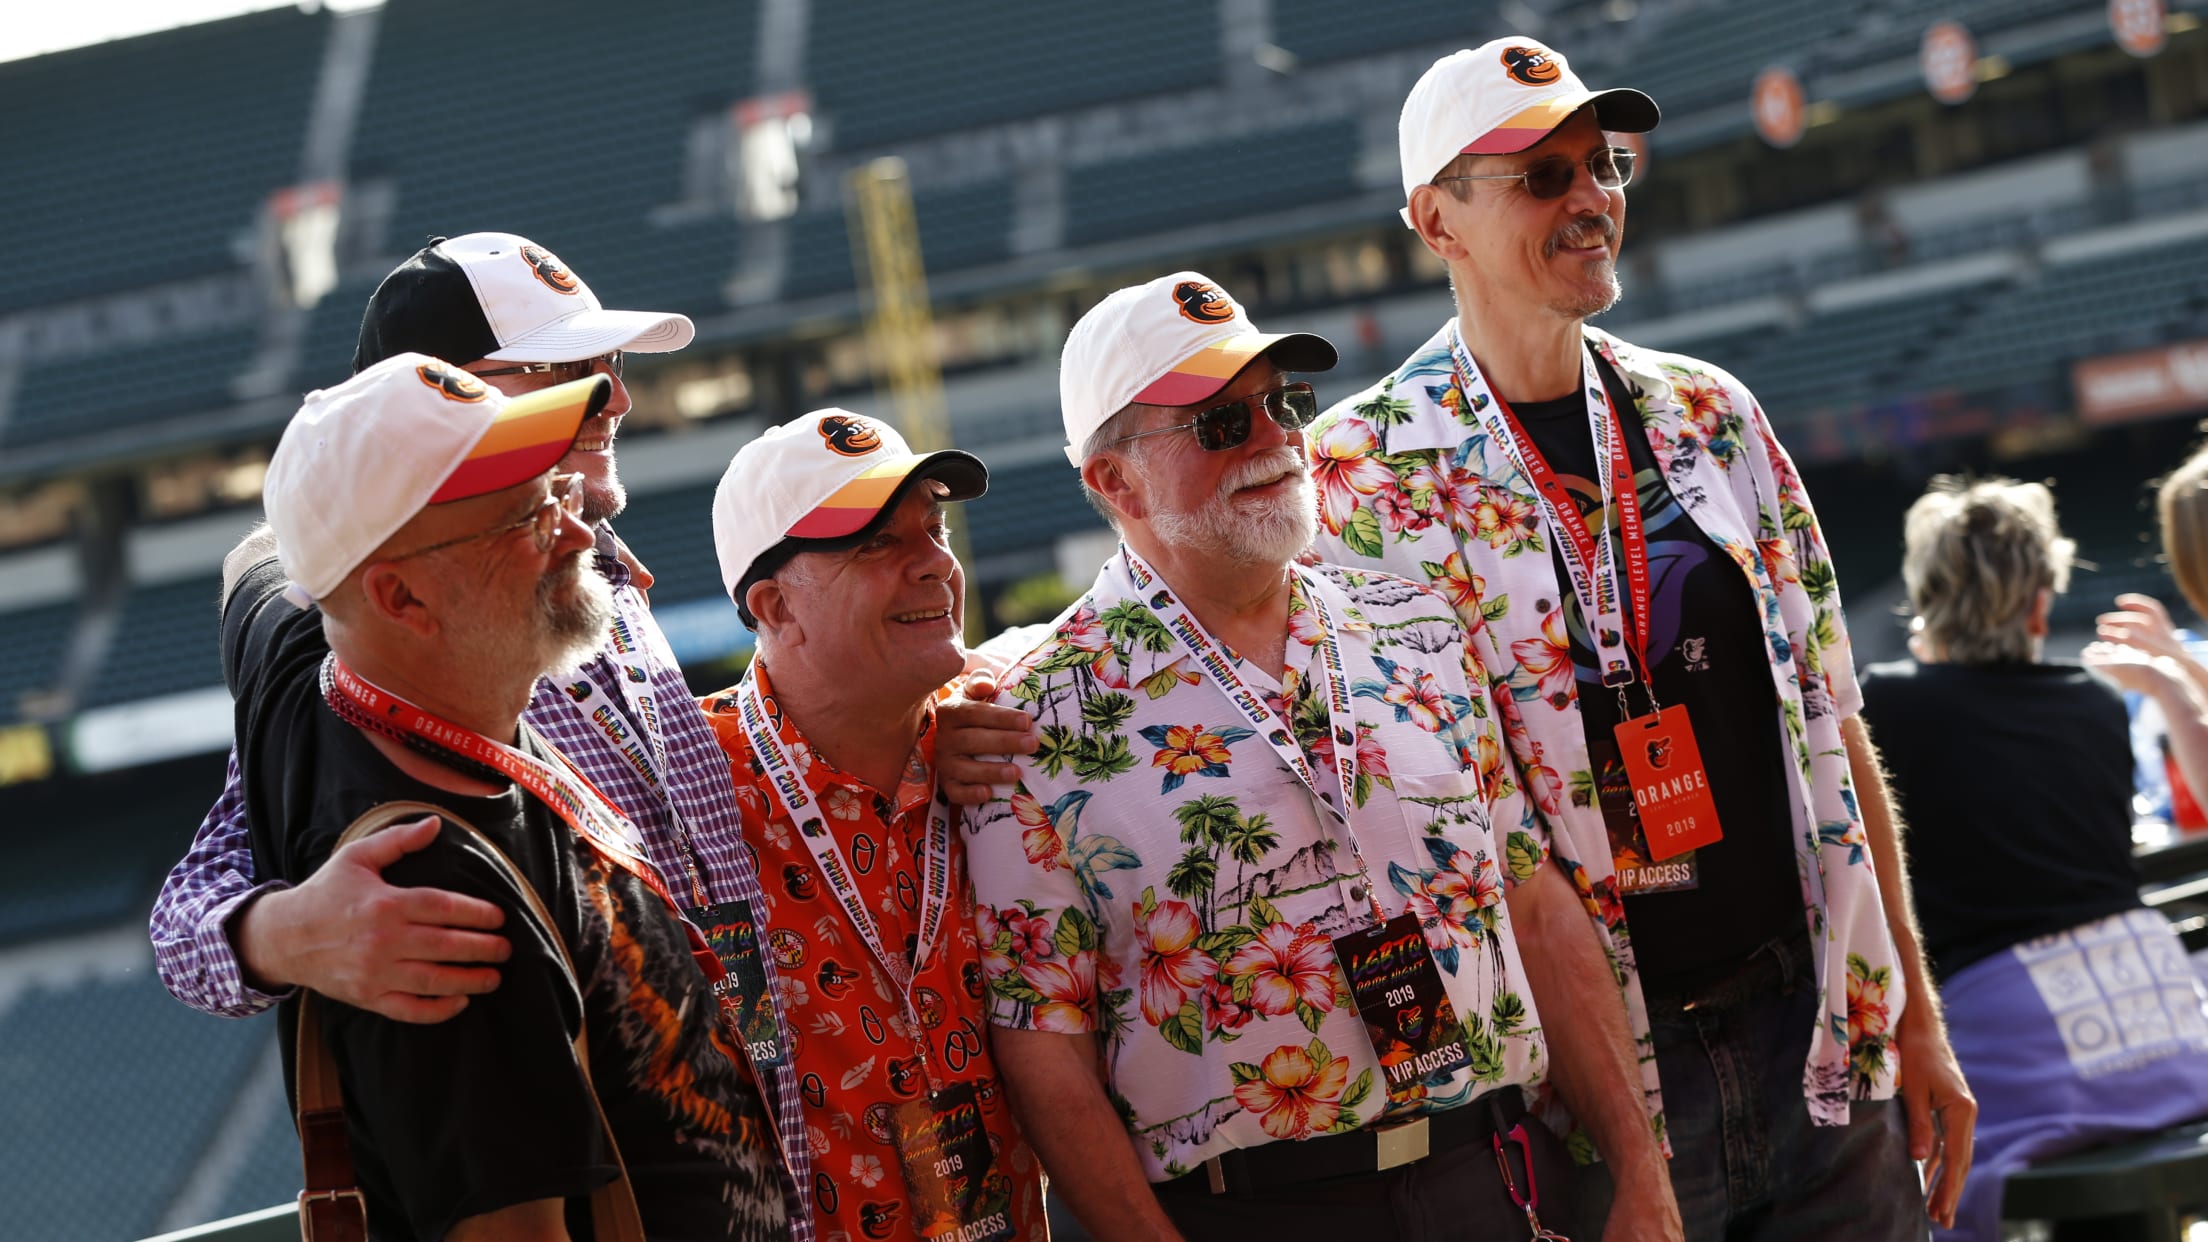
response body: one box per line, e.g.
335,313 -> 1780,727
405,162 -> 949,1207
961,552 -> 1548,1181
1304,321 -> 1902,1126
701,662 -> 1046,1242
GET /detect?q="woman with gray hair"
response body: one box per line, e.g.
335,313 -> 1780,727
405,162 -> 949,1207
1859,476 -> 2208,1242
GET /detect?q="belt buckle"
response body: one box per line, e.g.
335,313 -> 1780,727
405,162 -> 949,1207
299,1187 -> 367,1241
1374,1117 -> 1431,1171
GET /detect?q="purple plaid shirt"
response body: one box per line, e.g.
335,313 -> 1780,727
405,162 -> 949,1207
148,529 -> 815,1237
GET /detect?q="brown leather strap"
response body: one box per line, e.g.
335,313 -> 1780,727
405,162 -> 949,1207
294,800 -> 645,1242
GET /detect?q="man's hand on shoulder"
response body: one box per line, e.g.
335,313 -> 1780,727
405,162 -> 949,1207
937,671 -> 1039,807
236,815 -> 512,1023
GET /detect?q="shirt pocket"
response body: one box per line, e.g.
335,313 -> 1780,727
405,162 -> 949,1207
1391,767 -> 1540,897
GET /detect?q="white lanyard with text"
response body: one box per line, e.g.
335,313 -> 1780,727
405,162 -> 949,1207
1120,549 -> 1386,925
731,666 -> 955,1085
1446,323 -> 1654,709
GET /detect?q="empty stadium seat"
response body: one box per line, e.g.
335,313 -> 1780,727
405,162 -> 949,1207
5,328 -> 262,453
607,480 -> 722,607
1066,118 -> 1362,247
1269,0 -> 1498,65
82,577 -> 226,710
0,601 -> 78,727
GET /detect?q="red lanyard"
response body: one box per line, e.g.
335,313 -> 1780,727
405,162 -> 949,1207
320,653 -> 727,989
1450,327 -> 1650,692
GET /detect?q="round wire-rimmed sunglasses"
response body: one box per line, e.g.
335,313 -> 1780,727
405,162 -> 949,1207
386,471 -> 587,562
1108,382 -> 1321,452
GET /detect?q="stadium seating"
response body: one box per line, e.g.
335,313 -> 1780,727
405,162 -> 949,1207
5,328 -> 261,453
1065,118 -> 1363,247
1728,278 -> 2010,421
0,8 -> 328,317
1617,0 -> 1853,121
0,601 -> 78,728
0,971 -> 273,1242
964,457 -> 1107,561
804,1 -> 1222,151
82,577 -> 226,710
1269,0 -> 1498,65
606,480 -> 722,606
783,177 -> 1016,299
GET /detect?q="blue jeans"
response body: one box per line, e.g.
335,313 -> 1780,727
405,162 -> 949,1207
1640,934 -> 1930,1241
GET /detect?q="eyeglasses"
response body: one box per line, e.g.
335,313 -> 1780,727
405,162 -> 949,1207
471,351 -> 624,384
1108,382 -> 1321,453
1434,147 -> 1637,200
388,472 -> 587,562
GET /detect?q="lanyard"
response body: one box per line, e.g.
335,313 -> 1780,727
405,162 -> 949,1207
731,664 -> 955,1085
1120,549 -> 1385,926
1447,324 -> 1653,706
552,606 -> 713,906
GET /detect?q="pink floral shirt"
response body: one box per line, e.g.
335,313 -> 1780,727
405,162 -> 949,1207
961,555 -> 1547,1180
1305,322 -> 1902,1126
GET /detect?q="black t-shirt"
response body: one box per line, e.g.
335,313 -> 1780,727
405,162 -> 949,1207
223,558 -> 785,1242
1857,658 -> 2143,983
1511,352 -> 1802,988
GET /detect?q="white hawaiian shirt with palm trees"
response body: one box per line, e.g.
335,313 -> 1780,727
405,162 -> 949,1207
962,552 -> 1548,1181
1303,321 -> 1903,1128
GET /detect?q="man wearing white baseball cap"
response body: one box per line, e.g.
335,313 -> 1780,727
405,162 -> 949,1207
153,234 -> 825,1235
959,271 -> 1668,1240
230,355 -> 786,1240
1307,36 -> 1972,1236
692,411 -> 1052,1242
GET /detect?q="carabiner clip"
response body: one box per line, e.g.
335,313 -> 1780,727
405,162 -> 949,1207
1493,1122 -> 1571,1241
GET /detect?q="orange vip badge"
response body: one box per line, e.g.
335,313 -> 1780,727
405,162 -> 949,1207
1614,706 -> 1723,862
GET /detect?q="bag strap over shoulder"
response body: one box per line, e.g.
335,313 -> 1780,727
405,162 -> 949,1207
293,800 -> 645,1242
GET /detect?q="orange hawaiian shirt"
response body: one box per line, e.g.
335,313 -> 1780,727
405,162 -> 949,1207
702,661 -> 1045,1242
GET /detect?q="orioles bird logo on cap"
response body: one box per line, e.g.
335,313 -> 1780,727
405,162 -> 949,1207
416,360 -> 489,402
517,243 -> 580,294
1501,45 -> 1561,86
817,413 -> 884,457
1172,280 -> 1234,325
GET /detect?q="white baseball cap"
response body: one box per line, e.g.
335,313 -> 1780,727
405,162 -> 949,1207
1398,38 -> 1659,225
352,232 -> 695,370
1059,271 -> 1337,466
264,353 -> 610,601
712,409 -> 988,618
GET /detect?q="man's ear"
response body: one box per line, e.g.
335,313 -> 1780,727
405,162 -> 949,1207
1082,452 -> 1145,527
1407,184 -> 1468,263
351,562 -> 439,637
746,576 -> 799,646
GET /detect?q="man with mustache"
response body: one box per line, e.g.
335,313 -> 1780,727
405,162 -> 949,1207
1305,39 -> 1975,1236
231,356 -> 784,1239
696,410 -> 1047,1241
961,272 -> 1673,1239
150,232 -> 816,1228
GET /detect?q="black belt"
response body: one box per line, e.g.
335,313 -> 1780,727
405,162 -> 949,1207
1158,1090 -> 1526,1197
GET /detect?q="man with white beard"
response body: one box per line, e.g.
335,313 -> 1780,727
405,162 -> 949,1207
959,273 -> 1672,1239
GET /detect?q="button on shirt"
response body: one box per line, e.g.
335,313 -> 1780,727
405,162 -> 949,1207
1306,323 -> 1902,1126
700,662 -> 1046,1242
962,554 -> 1549,1182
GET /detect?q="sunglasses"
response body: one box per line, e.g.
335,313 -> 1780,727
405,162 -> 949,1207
1108,382 -> 1321,453
472,351 -> 625,385
1434,146 -> 1636,200
388,472 -> 587,562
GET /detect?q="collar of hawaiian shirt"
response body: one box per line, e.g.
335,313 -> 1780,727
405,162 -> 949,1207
1090,552 -> 1373,695
748,657 -> 940,825
1381,321 -> 1681,457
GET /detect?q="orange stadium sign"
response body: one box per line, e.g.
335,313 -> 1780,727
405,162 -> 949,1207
1752,67 -> 1806,149
2073,338 -> 2208,424
1921,21 -> 1980,105
2111,0 -> 2169,57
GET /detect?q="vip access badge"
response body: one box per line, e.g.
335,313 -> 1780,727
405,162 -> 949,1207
892,1081 -> 1012,1242
692,900 -> 786,1067
1334,910 -> 1471,1103
1606,705 -> 1723,894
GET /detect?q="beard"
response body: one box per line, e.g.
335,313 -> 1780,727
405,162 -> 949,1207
1144,448 -> 1318,568
442,549 -> 613,686
578,468 -> 626,526
1546,213 -> 1623,318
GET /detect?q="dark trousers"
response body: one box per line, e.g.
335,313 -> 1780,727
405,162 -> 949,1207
1631,934 -> 1931,1242
1151,1102 -> 1591,1241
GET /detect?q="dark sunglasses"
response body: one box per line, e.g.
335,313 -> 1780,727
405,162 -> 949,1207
472,351 -> 624,384
1435,146 -> 1636,200
1109,382 -> 1321,453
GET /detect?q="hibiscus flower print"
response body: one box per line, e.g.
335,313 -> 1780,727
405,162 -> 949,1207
1673,373 -> 1728,440
1222,922 -> 1338,1017
1473,486 -> 1539,551
1287,595 -> 1325,647
849,1154 -> 886,1188
1309,420 -> 1397,534
1424,551 -> 1485,631
1846,954 -> 1891,1045
1001,908 -> 1056,960
1379,661 -> 1450,733
1508,607 -> 1574,711
1023,951 -> 1099,1032
1371,484 -> 1428,535
1139,722 -> 1256,794
1061,606 -> 1107,654
1199,974 -> 1258,1037
1231,1040 -> 1352,1139
825,785 -> 862,822
1135,898 -> 1218,1027
1010,790 -> 1067,872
